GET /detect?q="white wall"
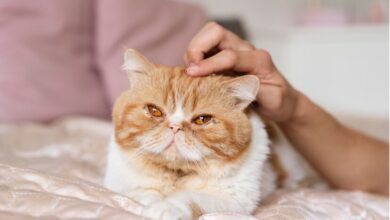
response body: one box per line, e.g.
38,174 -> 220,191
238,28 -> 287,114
254,25 -> 389,117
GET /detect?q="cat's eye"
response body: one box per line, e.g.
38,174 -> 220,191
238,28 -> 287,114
192,115 -> 212,125
146,104 -> 163,117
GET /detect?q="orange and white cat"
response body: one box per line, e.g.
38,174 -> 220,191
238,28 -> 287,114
104,49 -> 320,220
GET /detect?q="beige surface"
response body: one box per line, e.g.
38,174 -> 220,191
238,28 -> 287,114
0,117 -> 388,220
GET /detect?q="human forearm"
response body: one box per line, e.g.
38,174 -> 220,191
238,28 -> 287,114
279,92 -> 389,195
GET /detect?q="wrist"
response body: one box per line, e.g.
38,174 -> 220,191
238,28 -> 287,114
278,91 -> 312,127
278,91 -> 345,136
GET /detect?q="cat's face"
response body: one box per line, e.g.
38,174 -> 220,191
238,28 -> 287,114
113,49 -> 259,166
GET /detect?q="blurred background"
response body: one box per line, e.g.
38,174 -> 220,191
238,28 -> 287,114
0,0 -> 388,141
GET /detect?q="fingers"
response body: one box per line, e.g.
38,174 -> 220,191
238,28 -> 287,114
185,22 -> 254,65
186,50 -> 268,77
185,22 -> 225,64
186,50 -> 237,76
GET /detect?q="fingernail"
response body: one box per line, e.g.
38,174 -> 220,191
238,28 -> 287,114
186,63 -> 199,76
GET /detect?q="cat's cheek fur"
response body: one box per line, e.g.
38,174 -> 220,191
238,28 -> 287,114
138,129 -> 174,155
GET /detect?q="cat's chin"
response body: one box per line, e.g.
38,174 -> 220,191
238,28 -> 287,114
157,142 -> 203,166
162,143 -> 181,161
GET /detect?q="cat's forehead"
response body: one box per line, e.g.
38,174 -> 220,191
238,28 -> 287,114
147,67 -> 232,115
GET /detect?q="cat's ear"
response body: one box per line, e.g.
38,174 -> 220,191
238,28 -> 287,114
223,75 -> 260,109
122,49 -> 156,87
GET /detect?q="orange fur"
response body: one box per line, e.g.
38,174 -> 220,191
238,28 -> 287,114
113,54 -> 254,188
113,66 -> 251,160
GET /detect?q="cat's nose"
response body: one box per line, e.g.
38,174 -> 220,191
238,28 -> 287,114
169,123 -> 182,133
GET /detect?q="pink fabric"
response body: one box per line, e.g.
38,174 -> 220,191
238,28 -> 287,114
96,0 -> 206,106
0,0 -> 110,122
0,117 -> 388,219
0,0 -> 206,122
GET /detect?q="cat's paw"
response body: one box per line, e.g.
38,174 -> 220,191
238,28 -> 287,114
142,199 -> 192,220
128,190 -> 163,206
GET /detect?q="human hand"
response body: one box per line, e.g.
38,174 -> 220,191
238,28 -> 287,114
184,22 -> 301,123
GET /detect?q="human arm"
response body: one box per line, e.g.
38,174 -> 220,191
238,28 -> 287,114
279,93 -> 388,195
184,22 -> 389,195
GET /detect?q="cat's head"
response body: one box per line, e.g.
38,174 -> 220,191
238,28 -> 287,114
113,49 -> 259,168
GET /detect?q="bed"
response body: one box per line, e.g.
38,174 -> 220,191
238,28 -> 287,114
0,117 -> 388,219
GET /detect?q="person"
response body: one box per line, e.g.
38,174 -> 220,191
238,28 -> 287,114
183,22 -> 389,195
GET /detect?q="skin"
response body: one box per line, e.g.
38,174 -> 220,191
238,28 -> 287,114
184,22 -> 389,195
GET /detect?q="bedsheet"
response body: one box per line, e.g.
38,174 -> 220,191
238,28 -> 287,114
0,117 -> 388,220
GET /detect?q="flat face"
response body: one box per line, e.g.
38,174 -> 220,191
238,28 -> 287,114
113,50 -> 258,170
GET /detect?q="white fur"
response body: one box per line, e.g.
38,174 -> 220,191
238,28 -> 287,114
174,132 -> 206,161
169,103 -> 186,125
122,49 -> 149,73
228,75 -> 259,109
122,57 -> 142,73
270,126 -> 327,189
104,111 -> 275,219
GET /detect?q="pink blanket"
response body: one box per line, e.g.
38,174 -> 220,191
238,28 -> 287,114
0,117 -> 388,219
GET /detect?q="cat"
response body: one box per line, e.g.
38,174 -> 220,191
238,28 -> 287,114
104,49 -> 321,220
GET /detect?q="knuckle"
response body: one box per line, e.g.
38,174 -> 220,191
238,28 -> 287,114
187,48 -> 198,55
222,49 -> 238,63
241,41 -> 256,50
252,50 -> 274,73
208,22 -> 225,37
255,49 -> 271,60
259,49 -> 273,62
